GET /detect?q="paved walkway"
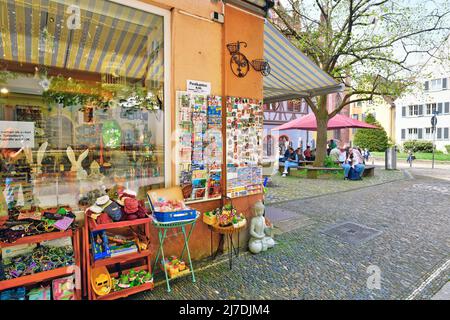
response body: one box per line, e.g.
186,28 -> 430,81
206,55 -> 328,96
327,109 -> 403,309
133,169 -> 449,300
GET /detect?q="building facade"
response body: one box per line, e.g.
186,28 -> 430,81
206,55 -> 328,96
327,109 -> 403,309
349,96 -> 396,145
0,0 -> 273,260
263,100 -> 310,156
395,75 -> 450,153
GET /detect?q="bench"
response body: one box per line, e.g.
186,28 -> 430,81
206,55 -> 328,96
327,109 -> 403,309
278,161 -> 314,174
362,165 -> 375,177
305,164 -> 376,179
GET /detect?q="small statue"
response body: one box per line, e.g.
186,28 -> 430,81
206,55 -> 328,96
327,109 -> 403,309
89,160 -> 104,180
248,201 -> 275,254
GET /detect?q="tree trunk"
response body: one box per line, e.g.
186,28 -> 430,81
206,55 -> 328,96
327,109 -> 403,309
313,96 -> 329,167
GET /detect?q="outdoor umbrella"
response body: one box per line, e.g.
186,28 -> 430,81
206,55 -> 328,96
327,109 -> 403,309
272,113 -> 379,131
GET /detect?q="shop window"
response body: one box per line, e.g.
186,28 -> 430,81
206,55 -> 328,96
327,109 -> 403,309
0,0 -> 166,210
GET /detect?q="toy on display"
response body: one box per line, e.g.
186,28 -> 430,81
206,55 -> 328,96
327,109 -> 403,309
1,245 -> 75,280
91,266 -> 112,296
90,230 -> 111,261
203,201 -> 246,228
112,268 -> 153,291
160,256 -> 189,279
226,97 -> 264,198
27,286 -> 51,300
85,189 -> 149,227
0,287 -> 26,300
147,187 -> 197,223
52,275 -> 75,300
176,92 -> 223,202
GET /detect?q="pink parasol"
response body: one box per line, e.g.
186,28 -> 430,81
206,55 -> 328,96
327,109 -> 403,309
272,113 -> 379,131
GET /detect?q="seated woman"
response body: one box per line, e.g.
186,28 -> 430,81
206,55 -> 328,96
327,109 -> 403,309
281,147 -> 298,177
295,148 -> 305,162
303,146 -> 312,161
279,148 -> 290,162
342,147 -> 365,180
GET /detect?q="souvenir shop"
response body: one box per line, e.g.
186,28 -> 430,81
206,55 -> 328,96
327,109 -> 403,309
0,0 -> 341,300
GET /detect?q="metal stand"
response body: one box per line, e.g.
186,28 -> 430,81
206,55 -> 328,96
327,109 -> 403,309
152,215 -> 198,292
209,225 -> 242,270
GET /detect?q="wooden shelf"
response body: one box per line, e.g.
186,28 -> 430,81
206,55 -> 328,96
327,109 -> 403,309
0,230 -> 73,248
90,217 -> 152,231
93,250 -> 151,268
96,282 -> 154,300
84,216 -> 154,300
0,266 -> 76,291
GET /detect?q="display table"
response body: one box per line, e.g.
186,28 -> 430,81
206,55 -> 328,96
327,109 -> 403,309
208,223 -> 246,270
151,214 -> 199,293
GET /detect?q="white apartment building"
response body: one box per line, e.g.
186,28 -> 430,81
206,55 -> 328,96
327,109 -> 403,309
395,60 -> 450,153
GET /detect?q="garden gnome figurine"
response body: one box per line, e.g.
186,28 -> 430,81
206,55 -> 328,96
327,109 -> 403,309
248,201 -> 275,254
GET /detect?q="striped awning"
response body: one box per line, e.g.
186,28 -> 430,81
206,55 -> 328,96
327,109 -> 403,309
264,21 -> 343,103
0,0 -> 163,87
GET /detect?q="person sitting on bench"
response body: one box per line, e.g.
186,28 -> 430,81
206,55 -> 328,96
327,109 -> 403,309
295,148 -> 305,161
342,147 -> 365,180
282,147 -> 298,177
303,146 -> 312,161
279,148 -> 290,162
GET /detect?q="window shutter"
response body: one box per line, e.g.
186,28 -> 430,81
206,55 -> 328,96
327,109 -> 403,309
401,129 -> 406,140
438,103 -> 443,114
444,128 -> 449,140
418,128 -> 423,139
443,78 -> 447,90
402,106 -> 406,117
424,81 -> 429,91
437,128 -> 442,139
445,102 -> 450,114
418,105 -> 423,115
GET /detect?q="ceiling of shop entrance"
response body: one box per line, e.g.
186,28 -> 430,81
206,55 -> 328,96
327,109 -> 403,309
0,0 -> 163,83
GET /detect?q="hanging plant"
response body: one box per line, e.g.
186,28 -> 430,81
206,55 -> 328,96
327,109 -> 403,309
0,70 -> 19,84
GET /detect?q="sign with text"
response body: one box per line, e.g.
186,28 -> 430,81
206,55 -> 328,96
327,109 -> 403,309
187,80 -> 211,95
0,121 -> 35,148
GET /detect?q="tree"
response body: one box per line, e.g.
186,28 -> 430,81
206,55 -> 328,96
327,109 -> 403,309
272,0 -> 450,166
353,113 -> 388,151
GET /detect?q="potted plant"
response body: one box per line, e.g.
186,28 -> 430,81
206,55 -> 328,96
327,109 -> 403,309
232,216 -> 239,228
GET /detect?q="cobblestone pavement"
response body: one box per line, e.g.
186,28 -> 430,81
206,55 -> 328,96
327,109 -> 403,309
265,166 -> 405,204
133,171 -> 449,300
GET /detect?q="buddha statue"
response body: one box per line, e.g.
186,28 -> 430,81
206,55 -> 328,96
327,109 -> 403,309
248,201 -> 275,254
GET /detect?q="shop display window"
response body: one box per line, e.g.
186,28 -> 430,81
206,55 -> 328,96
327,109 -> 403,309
0,0 -> 166,211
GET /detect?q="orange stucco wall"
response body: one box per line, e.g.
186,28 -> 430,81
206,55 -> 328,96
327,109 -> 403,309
224,5 -> 264,100
138,1 -> 265,261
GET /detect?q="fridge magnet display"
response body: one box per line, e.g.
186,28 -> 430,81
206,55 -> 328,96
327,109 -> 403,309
226,97 -> 263,198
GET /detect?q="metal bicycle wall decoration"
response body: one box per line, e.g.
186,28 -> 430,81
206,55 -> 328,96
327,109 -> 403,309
226,41 -> 271,78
